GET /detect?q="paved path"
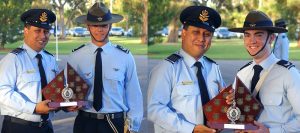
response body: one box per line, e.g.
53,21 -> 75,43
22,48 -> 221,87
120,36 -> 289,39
0,54 -> 299,133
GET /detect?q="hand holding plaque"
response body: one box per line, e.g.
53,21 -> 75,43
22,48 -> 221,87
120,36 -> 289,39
203,77 -> 263,130
42,63 -> 89,108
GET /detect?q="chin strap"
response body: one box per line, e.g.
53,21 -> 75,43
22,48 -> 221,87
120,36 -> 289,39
89,24 -> 111,42
248,33 -> 270,56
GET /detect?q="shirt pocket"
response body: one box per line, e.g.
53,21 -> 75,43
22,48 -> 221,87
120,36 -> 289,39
21,72 -> 40,83
176,83 -> 199,96
260,91 -> 284,120
261,92 -> 283,106
104,69 -> 125,81
104,70 -> 125,91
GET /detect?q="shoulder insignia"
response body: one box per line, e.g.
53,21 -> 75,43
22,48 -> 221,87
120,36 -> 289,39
10,48 -> 24,55
277,60 -> 295,69
239,61 -> 253,71
165,53 -> 182,64
203,56 -> 216,64
43,50 -> 53,56
72,44 -> 85,52
115,45 -> 129,54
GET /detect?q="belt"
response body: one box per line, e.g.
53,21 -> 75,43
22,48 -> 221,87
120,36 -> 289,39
79,110 -> 124,120
4,115 -> 49,128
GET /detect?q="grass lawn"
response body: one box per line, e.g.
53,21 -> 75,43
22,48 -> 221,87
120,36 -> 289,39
2,36 -> 299,60
149,38 -> 300,60
1,36 -> 147,55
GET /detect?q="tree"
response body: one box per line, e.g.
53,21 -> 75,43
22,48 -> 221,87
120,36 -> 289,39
64,1 -> 87,29
141,0 -> 148,44
148,0 -> 180,45
32,0 -> 51,8
166,0 -> 189,43
0,0 -> 33,49
51,0 -> 87,39
120,0 -> 146,44
149,0 -> 226,44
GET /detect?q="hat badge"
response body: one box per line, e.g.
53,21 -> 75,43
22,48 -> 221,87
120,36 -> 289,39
40,12 -> 48,22
199,10 -> 209,22
249,24 -> 256,27
97,17 -> 103,22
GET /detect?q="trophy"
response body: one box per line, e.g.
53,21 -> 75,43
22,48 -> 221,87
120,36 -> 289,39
42,63 -> 89,108
203,77 -> 263,130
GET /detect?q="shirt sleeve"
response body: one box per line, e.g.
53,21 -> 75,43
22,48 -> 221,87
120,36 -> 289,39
281,37 -> 289,61
147,61 -> 195,133
270,68 -> 300,132
0,54 -> 36,114
124,53 -> 143,132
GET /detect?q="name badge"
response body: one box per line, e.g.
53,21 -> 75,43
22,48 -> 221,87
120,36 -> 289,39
26,69 -> 35,73
181,81 -> 193,85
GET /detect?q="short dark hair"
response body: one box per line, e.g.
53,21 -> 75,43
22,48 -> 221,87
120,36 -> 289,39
183,24 -> 189,30
24,24 -> 31,29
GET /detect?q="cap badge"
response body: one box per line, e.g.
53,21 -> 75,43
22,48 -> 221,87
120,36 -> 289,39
199,10 -> 209,22
40,12 -> 48,22
97,17 -> 103,21
249,24 -> 256,27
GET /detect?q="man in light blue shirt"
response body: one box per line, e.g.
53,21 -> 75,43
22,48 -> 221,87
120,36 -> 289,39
230,10 -> 300,133
148,6 -> 232,133
67,2 -> 143,133
273,19 -> 289,61
0,9 -> 58,133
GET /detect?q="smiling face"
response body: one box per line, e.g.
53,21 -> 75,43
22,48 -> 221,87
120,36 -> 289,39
181,25 -> 213,60
88,24 -> 110,46
243,30 -> 275,62
24,25 -> 50,52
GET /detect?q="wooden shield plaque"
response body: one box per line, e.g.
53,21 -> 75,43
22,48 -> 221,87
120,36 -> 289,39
42,63 -> 89,108
203,77 -> 263,130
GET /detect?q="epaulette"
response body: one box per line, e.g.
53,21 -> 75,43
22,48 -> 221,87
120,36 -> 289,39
10,48 -> 24,55
239,61 -> 253,71
43,50 -> 54,56
277,60 -> 295,69
72,44 -> 85,52
203,56 -> 216,64
165,53 -> 182,64
115,45 -> 129,54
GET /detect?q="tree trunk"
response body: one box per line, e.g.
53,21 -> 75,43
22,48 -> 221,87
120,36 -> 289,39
141,0 -> 148,44
297,31 -> 300,47
259,0 -> 263,8
0,43 -> 4,49
167,17 -> 179,43
1,33 -> 6,49
59,7 -> 66,39
65,1 -> 86,32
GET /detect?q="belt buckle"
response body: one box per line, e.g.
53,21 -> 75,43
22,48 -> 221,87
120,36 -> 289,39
38,122 -> 44,127
111,114 -> 114,119
96,114 -> 104,119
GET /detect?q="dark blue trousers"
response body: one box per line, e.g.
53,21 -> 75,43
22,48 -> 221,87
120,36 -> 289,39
1,116 -> 53,133
73,114 -> 124,133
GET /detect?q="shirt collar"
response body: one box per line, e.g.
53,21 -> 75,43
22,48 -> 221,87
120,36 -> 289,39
90,41 -> 112,54
179,49 -> 205,68
22,43 -> 44,59
253,54 -> 279,70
